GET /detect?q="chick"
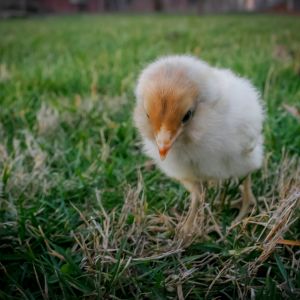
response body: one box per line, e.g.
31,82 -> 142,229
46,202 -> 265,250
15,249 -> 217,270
134,55 -> 264,236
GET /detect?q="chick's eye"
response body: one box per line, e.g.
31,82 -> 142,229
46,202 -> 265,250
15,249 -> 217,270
182,110 -> 192,124
146,113 -> 149,119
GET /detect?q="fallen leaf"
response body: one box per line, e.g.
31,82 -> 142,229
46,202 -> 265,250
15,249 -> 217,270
282,103 -> 300,121
273,45 -> 293,62
277,238 -> 300,247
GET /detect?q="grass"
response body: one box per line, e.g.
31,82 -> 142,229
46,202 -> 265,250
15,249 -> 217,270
0,14 -> 300,299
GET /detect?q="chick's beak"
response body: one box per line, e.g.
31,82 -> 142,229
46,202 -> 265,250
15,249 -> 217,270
158,145 -> 171,160
155,128 -> 173,161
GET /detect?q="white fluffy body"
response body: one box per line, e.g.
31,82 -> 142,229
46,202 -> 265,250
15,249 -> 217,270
135,55 -> 264,182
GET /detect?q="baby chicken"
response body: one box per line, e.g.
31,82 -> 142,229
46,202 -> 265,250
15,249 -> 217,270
134,55 -> 264,236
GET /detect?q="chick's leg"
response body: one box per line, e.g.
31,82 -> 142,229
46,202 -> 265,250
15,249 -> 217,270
182,189 -> 198,235
233,175 -> 256,223
177,181 -> 204,240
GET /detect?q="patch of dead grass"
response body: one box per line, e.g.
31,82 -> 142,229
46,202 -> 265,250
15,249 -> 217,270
71,154 -> 299,298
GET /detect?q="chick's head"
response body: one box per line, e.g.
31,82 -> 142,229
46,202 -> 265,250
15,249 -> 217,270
135,66 -> 200,160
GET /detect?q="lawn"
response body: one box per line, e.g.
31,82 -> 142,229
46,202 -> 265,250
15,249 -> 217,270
0,14 -> 300,299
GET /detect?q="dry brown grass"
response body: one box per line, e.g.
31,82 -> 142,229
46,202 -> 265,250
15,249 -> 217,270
70,153 -> 300,298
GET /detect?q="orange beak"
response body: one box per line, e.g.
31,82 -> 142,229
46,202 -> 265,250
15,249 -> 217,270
155,128 -> 173,161
158,145 -> 171,160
